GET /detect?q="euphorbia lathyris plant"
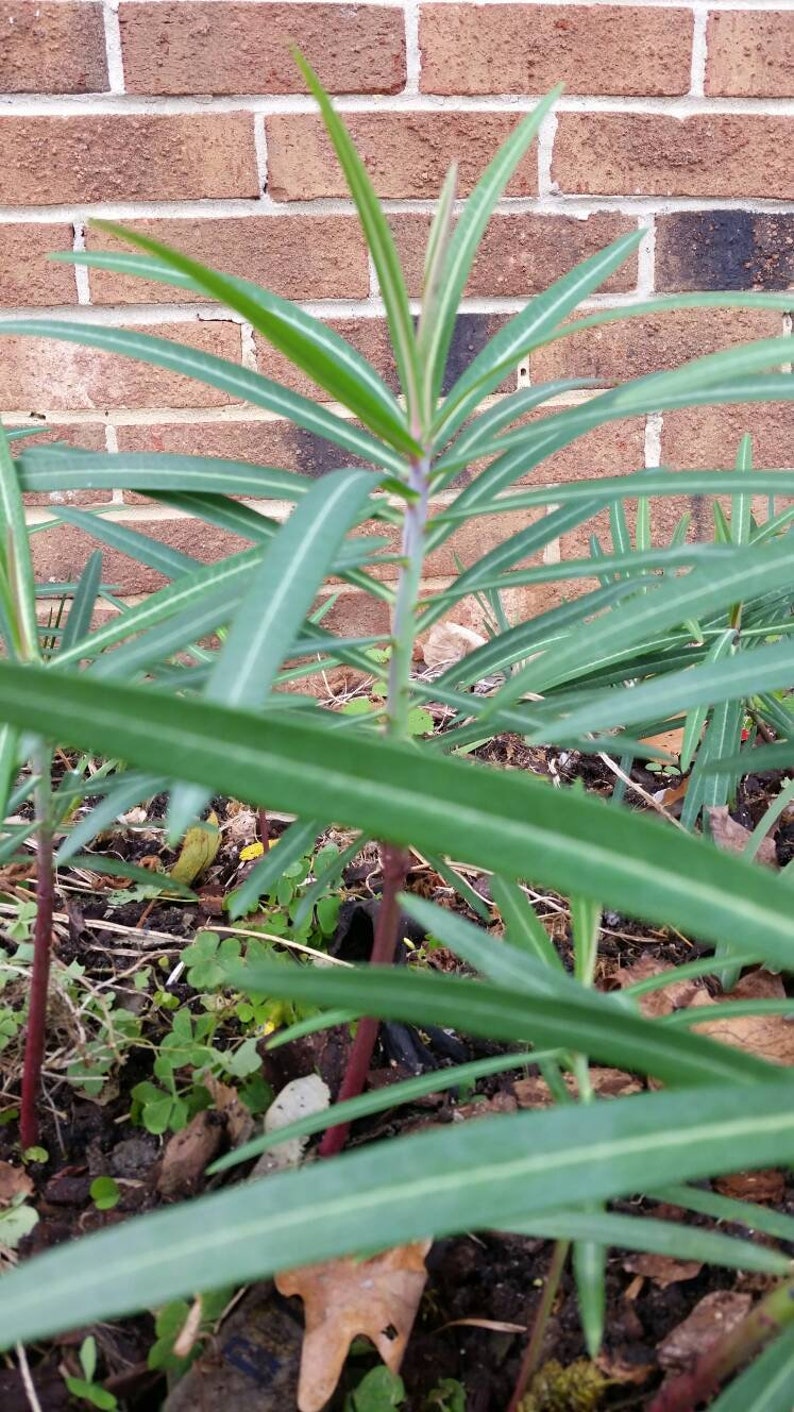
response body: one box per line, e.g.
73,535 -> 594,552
0,62 -> 793,1406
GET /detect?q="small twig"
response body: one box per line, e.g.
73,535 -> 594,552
508,1238 -> 571,1412
597,752 -> 688,831
16,1343 -> 43,1412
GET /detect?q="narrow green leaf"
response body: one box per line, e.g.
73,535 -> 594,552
57,506 -> 199,579
169,468 -> 376,833
18,447 -> 313,502
0,422 -> 38,660
2,1080 -> 794,1349
226,817 -> 321,920
86,230 -> 416,456
58,551 -> 103,656
1,664 -> 794,968
295,55 -> 422,430
491,875 -> 565,972
425,89 -> 562,406
433,230 -> 643,444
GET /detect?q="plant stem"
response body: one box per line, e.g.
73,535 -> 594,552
649,1276 -> 794,1412
508,1239 -> 571,1412
20,752 -> 54,1151
319,452 -> 430,1159
317,843 -> 409,1158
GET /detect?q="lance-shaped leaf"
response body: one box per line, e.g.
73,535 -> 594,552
17,447 -> 314,502
169,468 -> 377,834
2,1080 -> 794,1348
1,664 -> 794,966
80,230 -> 417,457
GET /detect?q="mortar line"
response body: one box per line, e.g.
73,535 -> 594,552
636,216 -> 656,297
689,3 -> 710,99
101,0 -> 125,95
644,412 -> 664,469
2,93 -> 792,117
71,223 -> 91,306
403,0 -> 421,95
4,195 -> 794,224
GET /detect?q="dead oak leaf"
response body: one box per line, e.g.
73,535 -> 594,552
622,1252 -> 702,1288
275,1240 -> 432,1412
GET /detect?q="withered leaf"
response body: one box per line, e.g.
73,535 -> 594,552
0,1161 -> 32,1207
657,1291 -> 752,1372
421,622 -> 486,671
157,1110 -> 224,1198
707,806 -> 778,868
275,1240 -> 432,1412
622,1252 -> 702,1288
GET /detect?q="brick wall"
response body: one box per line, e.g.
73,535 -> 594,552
1,0 -> 792,640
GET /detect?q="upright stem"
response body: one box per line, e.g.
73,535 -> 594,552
508,1239 -> 571,1412
318,452 -> 431,1160
20,751 -> 54,1151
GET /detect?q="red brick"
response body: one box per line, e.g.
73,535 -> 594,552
661,404 -> 794,472
256,318 -> 398,400
0,322 -> 242,411
0,225 -> 76,306
17,424 -> 112,506
266,113 -> 537,201
389,212 -> 638,299
707,12 -> 794,98
120,3 -> 405,95
115,419 -> 359,484
420,5 -> 692,96
0,117 -> 258,207
531,309 -> 783,385
87,217 -> 370,305
0,2 -> 107,93
553,115 -> 793,200
32,516 -> 250,594
514,413 -> 645,485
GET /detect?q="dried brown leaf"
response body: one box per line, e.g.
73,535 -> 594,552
275,1240 -> 432,1412
0,1162 -> 32,1207
657,1291 -> 752,1372
622,1252 -> 702,1288
203,1074 -> 255,1148
713,1169 -> 786,1203
514,1067 -> 641,1108
421,622 -> 486,671
615,958 -> 701,1019
707,806 -> 778,868
691,969 -> 794,1066
157,1110 -> 224,1198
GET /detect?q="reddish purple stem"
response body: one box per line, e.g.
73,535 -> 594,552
20,822 -> 55,1150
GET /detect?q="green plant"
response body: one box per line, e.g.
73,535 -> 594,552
62,1335 -> 117,1410
0,63 -> 793,1405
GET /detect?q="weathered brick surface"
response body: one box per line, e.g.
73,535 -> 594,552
32,517 -> 250,593
18,424 -> 111,505
553,115 -> 793,199
87,218 -> 371,304
0,2 -> 107,94
266,114 -> 537,200
661,405 -> 794,471
0,323 -> 241,411
656,213 -> 794,292
420,5 -> 692,96
116,419 -> 369,483
390,212 -> 638,298
531,309 -> 783,385
0,117 -> 258,206
120,3 -> 405,95
707,11 -> 794,98
0,225 -> 77,306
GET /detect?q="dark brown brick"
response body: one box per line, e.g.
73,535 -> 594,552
656,213 -> 794,292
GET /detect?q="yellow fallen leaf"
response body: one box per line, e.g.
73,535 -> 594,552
240,841 -> 265,862
275,1240 -> 432,1412
170,811 -> 220,886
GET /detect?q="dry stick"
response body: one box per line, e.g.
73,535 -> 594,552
317,843 -> 409,1159
649,1275 -> 794,1412
507,1238 -> 571,1412
19,791 -> 54,1152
